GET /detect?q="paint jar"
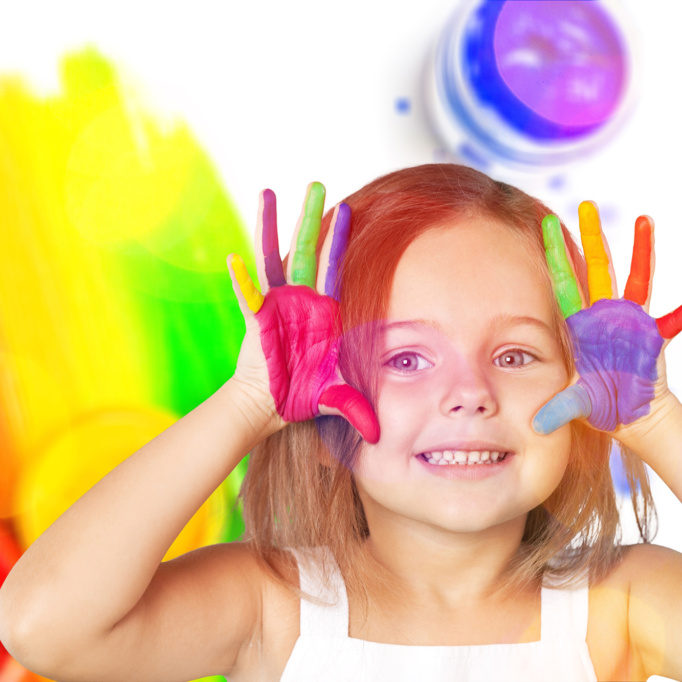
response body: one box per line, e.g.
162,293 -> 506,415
426,0 -> 638,172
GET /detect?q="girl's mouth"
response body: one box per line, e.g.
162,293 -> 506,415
417,450 -> 512,466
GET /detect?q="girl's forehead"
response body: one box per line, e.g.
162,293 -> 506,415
387,219 -> 554,326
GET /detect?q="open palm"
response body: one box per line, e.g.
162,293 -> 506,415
533,202 -> 682,436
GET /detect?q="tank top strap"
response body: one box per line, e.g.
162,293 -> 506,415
288,547 -> 349,637
540,582 -> 590,642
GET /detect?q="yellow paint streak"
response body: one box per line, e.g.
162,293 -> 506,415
232,255 -> 264,312
0,49 -> 228,560
0,68 -> 151,515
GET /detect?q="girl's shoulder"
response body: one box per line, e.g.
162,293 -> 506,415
228,543 -> 301,681
587,543 -> 682,681
619,542 -> 682,680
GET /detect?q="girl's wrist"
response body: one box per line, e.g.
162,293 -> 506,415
616,390 -> 682,452
221,376 -> 285,447
615,391 -> 682,501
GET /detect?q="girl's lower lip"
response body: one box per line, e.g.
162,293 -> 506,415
415,453 -> 514,480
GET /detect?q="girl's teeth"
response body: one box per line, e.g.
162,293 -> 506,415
424,450 -> 508,465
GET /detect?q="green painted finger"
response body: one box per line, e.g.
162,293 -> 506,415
542,214 -> 582,318
290,182 -> 326,287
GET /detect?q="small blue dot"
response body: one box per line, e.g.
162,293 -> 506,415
395,97 -> 411,114
548,175 -> 566,190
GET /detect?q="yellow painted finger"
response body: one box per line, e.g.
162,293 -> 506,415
578,201 -> 614,304
230,254 -> 264,313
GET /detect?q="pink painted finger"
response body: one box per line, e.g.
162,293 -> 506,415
319,384 -> 380,444
624,215 -> 654,308
657,304 -> 682,340
255,189 -> 286,292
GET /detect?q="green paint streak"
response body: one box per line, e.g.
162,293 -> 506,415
59,49 -> 255,542
542,215 -> 582,318
291,182 -> 325,287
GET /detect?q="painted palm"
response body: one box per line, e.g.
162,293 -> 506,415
535,203 -> 682,436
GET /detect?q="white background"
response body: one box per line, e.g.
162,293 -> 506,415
1,0 -> 680,554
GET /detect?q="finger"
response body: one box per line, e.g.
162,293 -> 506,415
317,202 -> 351,300
657,304 -> 682,340
319,384 -> 380,444
255,189 -> 286,293
532,384 -> 592,435
542,214 -> 583,318
578,201 -> 618,304
623,215 -> 655,310
227,254 -> 264,314
288,182 -> 326,287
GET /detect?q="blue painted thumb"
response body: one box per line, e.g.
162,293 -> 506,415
532,384 -> 592,435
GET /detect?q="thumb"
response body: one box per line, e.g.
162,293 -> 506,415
532,384 -> 592,435
318,384 -> 380,444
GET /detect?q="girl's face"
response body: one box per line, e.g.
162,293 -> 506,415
353,217 -> 572,537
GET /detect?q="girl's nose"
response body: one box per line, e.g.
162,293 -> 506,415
440,362 -> 498,417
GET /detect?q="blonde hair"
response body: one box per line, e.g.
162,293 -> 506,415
239,164 -> 656,611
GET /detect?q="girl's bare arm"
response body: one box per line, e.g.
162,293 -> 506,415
617,392 -> 682,682
0,377 -> 281,681
0,183 -> 377,681
536,205 -> 682,680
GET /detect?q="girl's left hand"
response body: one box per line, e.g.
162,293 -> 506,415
532,201 -> 682,444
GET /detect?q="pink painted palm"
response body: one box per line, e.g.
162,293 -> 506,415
227,183 -> 379,443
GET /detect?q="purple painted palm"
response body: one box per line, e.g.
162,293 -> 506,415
567,299 -> 663,431
534,207 -> 681,435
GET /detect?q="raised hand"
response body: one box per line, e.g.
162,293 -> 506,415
533,202 -> 682,436
227,183 -> 380,443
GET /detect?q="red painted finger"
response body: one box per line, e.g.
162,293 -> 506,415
624,215 -> 653,305
656,304 -> 682,340
319,384 -> 380,444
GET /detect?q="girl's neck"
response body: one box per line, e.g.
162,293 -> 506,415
360,513 -> 529,608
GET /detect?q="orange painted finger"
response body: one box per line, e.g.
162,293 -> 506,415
624,215 -> 654,306
656,304 -> 682,340
579,201 -> 616,303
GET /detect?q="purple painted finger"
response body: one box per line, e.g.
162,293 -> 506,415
324,203 -> 351,300
565,299 -> 663,431
261,189 -> 286,288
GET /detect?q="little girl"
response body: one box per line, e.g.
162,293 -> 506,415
1,164 -> 681,682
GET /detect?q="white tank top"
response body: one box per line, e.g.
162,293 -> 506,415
280,547 -> 598,682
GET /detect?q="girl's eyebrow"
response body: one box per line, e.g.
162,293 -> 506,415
379,319 -> 446,334
488,313 -> 554,335
380,315 -> 553,335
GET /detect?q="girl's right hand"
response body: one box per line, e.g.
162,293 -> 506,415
227,182 -> 380,443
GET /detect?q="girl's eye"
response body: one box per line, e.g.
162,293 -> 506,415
494,350 -> 536,369
385,352 -> 433,373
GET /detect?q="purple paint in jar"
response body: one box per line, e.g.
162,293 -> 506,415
427,0 -> 637,170
494,0 -> 627,132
